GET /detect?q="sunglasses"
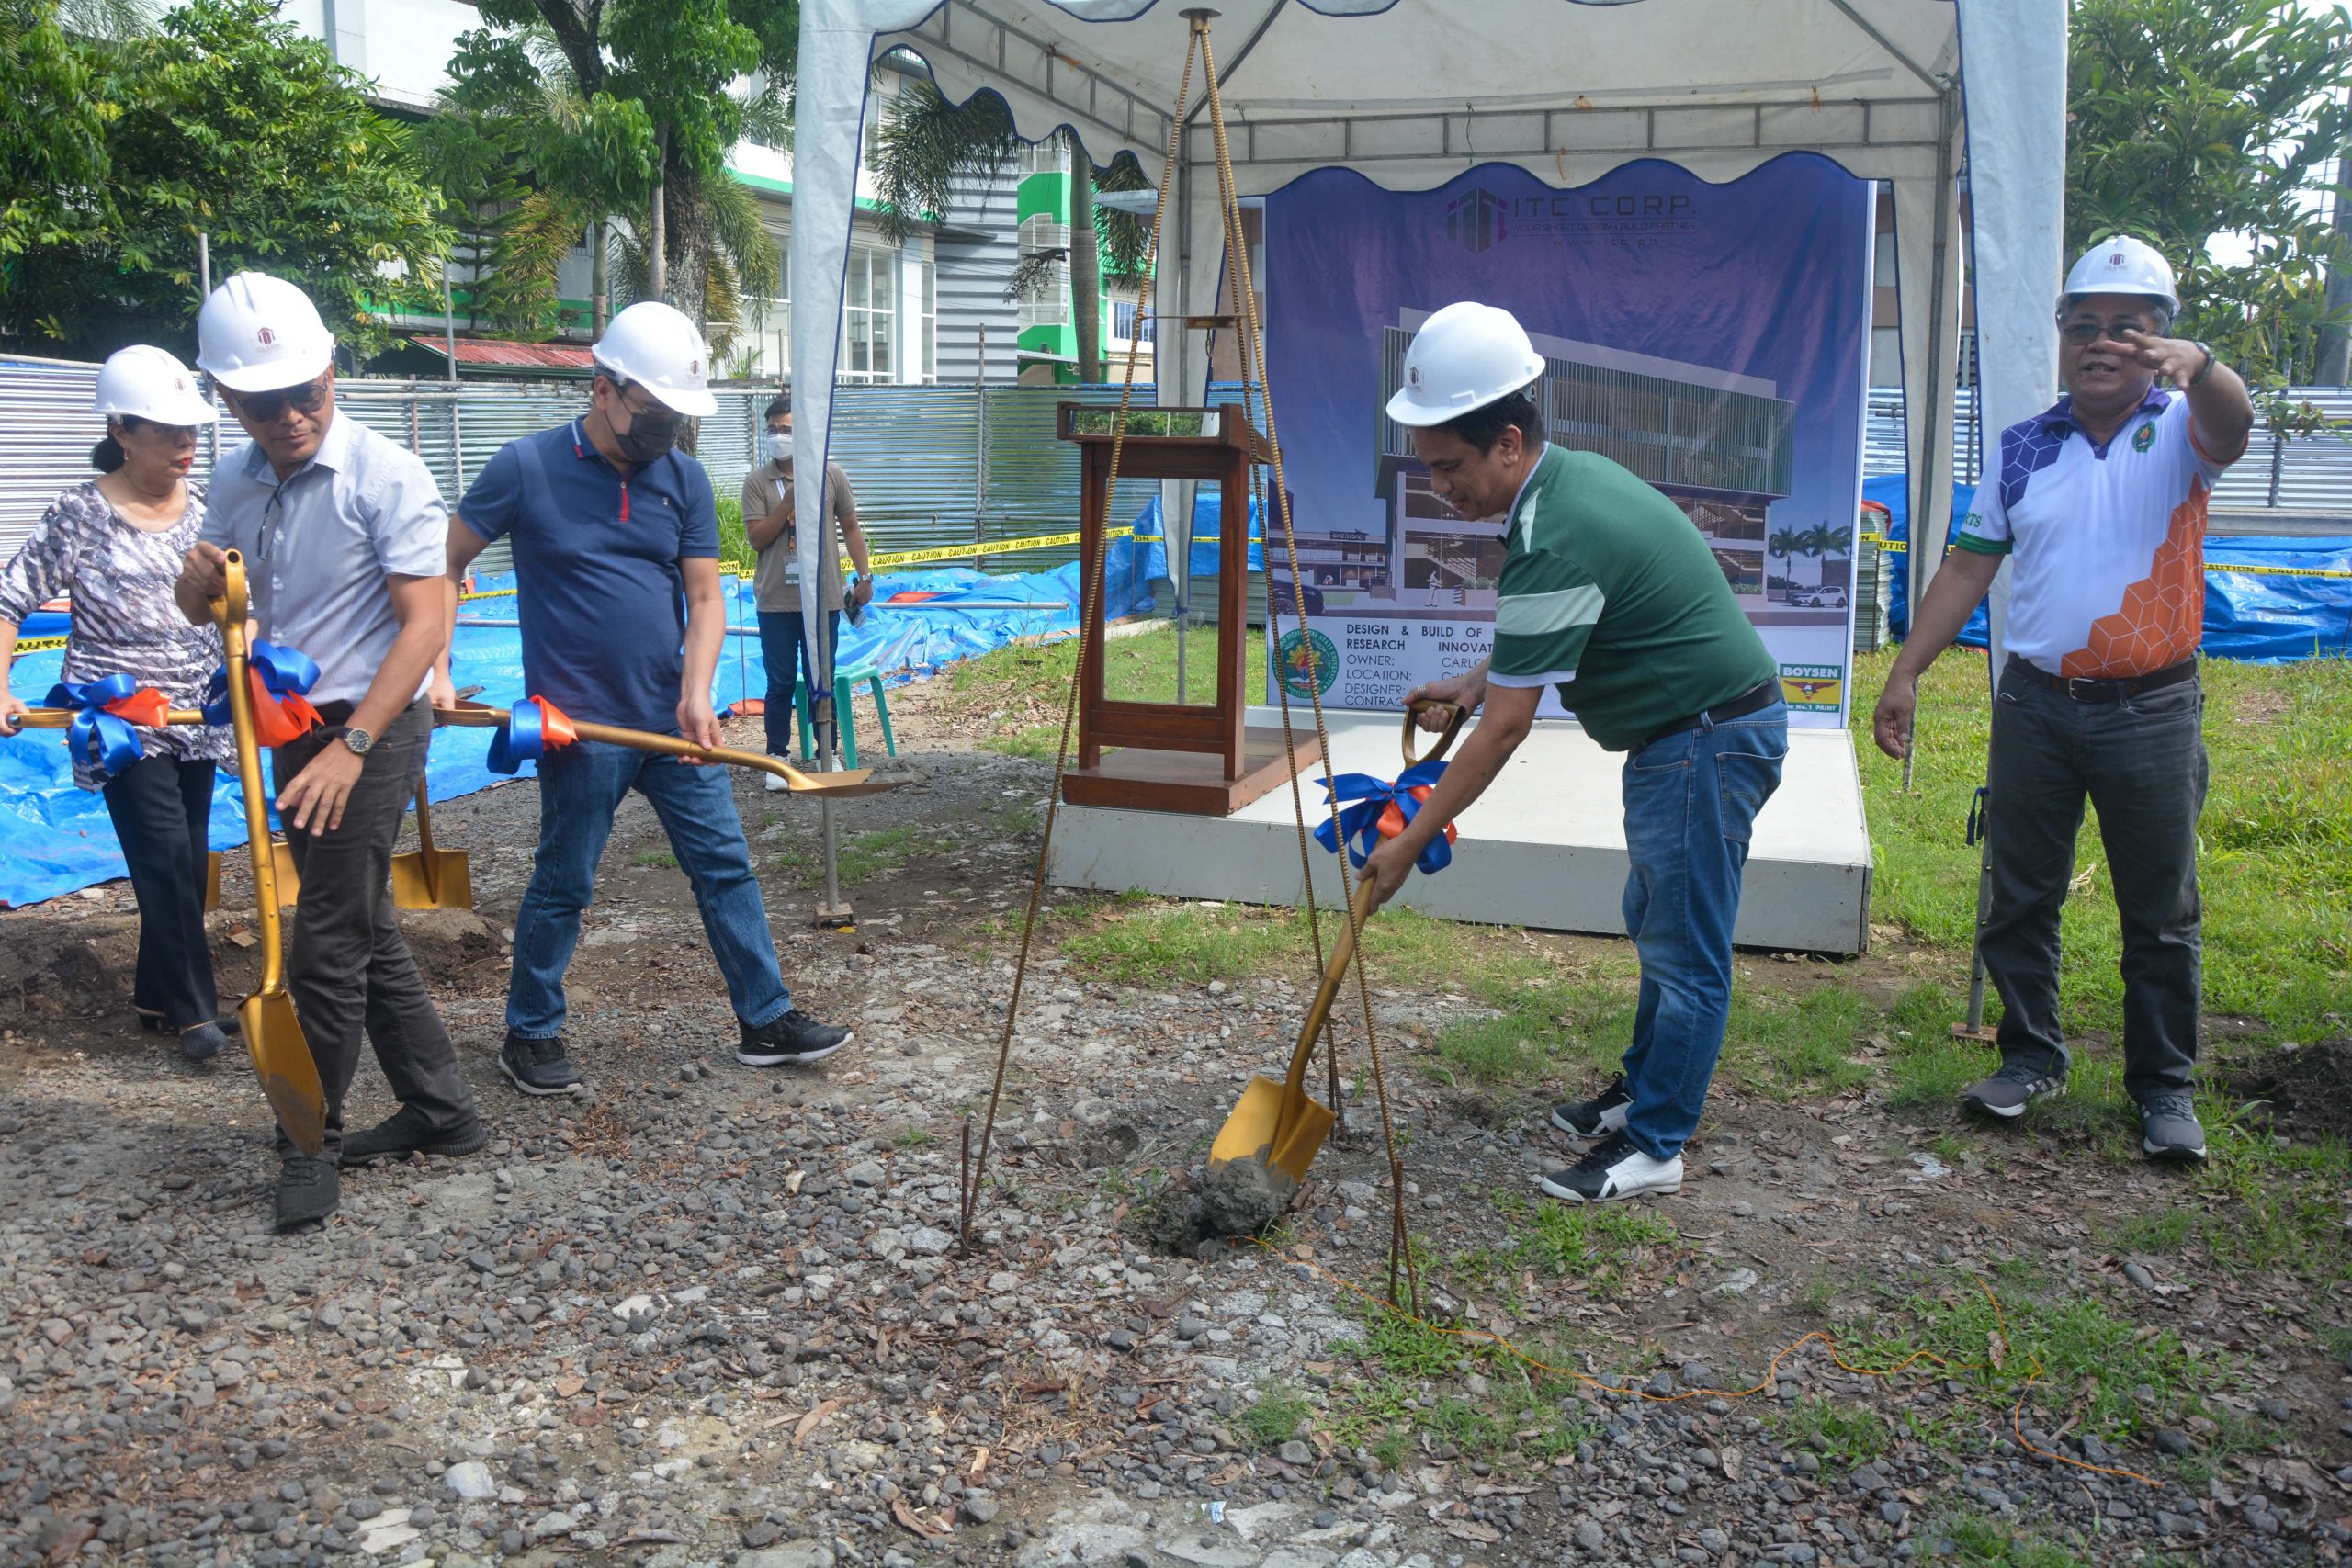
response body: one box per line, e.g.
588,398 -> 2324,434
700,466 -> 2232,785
232,376 -> 332,423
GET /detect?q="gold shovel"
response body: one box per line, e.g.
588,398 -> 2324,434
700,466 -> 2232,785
1206,696 -> 1469,1200
212,551 -> 327,1156
431,702 -> 901,797
390,784 -> 472,910
1207,878 -> 1379,1201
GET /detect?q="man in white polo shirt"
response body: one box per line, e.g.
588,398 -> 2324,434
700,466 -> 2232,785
175,272 -> 481,1229
1872,237 -> 2253,1163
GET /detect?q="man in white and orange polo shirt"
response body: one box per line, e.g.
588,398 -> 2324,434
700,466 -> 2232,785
1872,236 -> 2253,1163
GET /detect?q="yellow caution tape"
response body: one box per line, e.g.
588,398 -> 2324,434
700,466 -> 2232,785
460,527 -> 1130,602
10,635 -> 68,652
2207,561 -> 2352,579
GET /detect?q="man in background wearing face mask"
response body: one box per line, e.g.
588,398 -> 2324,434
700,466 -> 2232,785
439,302 -> 853,1096
741,393 -> 870,786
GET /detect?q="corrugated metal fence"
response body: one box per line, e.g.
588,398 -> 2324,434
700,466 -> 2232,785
12,353 -> 2352,577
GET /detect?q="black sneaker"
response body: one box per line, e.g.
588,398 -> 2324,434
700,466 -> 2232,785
1961,1058 -> 2066,1121
342,1105 -> 490,1167
737,1010 -> 853,1066
274,1154 -> 340,1231
2138,1092 -> 2207,1164
501,1032 -> 583,1096
1550,1074 -> 1633,1152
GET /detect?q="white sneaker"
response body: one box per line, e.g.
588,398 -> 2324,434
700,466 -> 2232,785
764,771 -> 789,792
1538,1134 -> 1682,1203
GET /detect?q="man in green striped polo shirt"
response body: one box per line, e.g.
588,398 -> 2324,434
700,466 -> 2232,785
1362,302 -> 1788,1205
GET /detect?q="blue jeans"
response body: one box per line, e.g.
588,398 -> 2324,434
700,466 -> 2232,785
1616,700 -> 1789,1160
757,609 -> 840,757
508,739 -> 789,1039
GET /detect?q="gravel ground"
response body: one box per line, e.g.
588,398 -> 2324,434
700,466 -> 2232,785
2,682 -> 2347,1567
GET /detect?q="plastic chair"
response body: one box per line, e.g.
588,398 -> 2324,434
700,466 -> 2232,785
791,662 -> 897,768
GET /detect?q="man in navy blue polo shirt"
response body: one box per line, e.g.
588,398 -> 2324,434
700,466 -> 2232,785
438,301 -> 851,1100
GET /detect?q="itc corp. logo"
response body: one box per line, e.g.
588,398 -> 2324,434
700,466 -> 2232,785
1445,187 -> 1509,254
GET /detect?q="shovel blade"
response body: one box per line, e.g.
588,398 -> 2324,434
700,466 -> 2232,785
785,766 -> 895,798
271,840 -> 301,907
204,851 -> 222,914
1207,1074 -> 1337,1195
390,849 -> 473,910
240,990 -> 325,1156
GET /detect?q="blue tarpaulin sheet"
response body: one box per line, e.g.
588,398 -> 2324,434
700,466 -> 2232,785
1137,490 -> 1264,585
0,536 -> 1153,907
1869,476 -> 2349,662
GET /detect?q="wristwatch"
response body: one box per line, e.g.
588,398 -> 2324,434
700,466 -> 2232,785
2190,342 -> 2216,387
340,727 -> 375,757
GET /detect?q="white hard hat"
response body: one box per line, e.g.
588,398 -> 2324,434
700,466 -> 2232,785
593,301 -> 718,417
2061,236 -> 2179,316
196,272 -> 335,392
1385,302 -> 1546,429
93,345 -> 218,427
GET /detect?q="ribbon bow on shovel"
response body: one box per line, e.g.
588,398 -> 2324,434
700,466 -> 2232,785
40,674 -> 175,776
486,695 -> 578,774
201,642 -> 323,748
1314,758 -> 1459,875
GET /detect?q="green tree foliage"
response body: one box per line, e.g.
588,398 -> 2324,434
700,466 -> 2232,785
2067,0 -> 2352,389
0,0 -> 449,361
445,0 -> 786,357
870,76 -> 1151,381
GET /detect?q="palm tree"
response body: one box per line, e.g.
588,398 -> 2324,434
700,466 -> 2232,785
870,76 -> 1149,381
1766,525 -> 1800,602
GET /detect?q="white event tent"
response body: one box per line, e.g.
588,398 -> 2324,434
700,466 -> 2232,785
786,0 -> 2064,702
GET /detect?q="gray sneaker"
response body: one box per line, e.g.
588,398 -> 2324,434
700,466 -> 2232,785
1961,1059 -> 2065,1120
2139,1092 -> 2206,1164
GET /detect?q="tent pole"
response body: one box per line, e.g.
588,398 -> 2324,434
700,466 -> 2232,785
1904,83 -> 1962,793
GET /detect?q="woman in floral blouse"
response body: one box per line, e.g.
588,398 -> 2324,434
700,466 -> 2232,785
0,347 -> 238,1062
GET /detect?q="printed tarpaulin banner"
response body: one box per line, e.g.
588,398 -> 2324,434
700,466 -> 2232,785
1260,157 -> 1874,730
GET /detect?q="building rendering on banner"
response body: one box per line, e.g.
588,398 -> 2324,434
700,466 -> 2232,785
1338,311 -> 1794,614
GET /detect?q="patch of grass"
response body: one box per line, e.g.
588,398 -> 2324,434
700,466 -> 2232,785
1722,982 -> 1874,1097
932,623 -> 1271,759
2104,1208 -> 2194,1255
1856,1268 -> 2233,1450
768,824 -> 927,890
1777,1396 -> 1891,1471
716,495 -> 753,573
1883,981 -> 1994,1110
634,849 -> 678,870
1930,1511 -> 2097,1567
1449,1201 -> 1677,1303
1237,1383 -> 1313,1450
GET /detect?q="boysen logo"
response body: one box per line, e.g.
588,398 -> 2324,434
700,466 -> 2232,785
1778,662 -> 1843,712
1277,628 -> 1340,699
1445,187 -> 1509,254
2132,421 -> 2155,453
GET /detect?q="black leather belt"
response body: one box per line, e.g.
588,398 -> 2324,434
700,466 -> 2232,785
2012,658 -> 2196,703
1644,678 -> 1781,750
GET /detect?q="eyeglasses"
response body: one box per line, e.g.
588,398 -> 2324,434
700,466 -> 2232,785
2061,321 -> 2151,347
258,486 -> 287,571
233,376 -> 331,423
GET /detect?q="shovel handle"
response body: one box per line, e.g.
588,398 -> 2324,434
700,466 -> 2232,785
433,702 -> 887,795
1281,877 -> 1381,1100
1402,697 -> 1467,767
5,708 -> 209,732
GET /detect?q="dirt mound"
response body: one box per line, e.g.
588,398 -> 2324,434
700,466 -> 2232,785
2212,1038 -> 2352,1142
1148,1157 -> 1288,1258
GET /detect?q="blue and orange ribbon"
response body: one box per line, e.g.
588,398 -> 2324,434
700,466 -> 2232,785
487,696 -> 578,774
1315,759 -> 1457,875
202,643 -> 323,747
41,674 -> 173,776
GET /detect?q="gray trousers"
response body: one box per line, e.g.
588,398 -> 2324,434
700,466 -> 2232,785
273,700 -> 475,1158
1979,660 -> 2206,1103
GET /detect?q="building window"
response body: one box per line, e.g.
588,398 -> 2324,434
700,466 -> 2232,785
1016,216 -> 1070,331
1017,135 -> 1069,177
1111,299 -> 1154,344
842,247 -> 899,383
918,257 -> 936,383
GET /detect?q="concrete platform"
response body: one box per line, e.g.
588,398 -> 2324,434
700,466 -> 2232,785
1046,707 -> 1872,954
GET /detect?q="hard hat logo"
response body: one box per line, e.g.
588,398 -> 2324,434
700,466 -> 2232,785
256,326 -> 276,347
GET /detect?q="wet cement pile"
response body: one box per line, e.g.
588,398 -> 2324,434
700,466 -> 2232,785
1149,1156 -> 1289,1258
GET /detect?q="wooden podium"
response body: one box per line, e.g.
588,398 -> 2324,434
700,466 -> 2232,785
1057,403 -> 1320,815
